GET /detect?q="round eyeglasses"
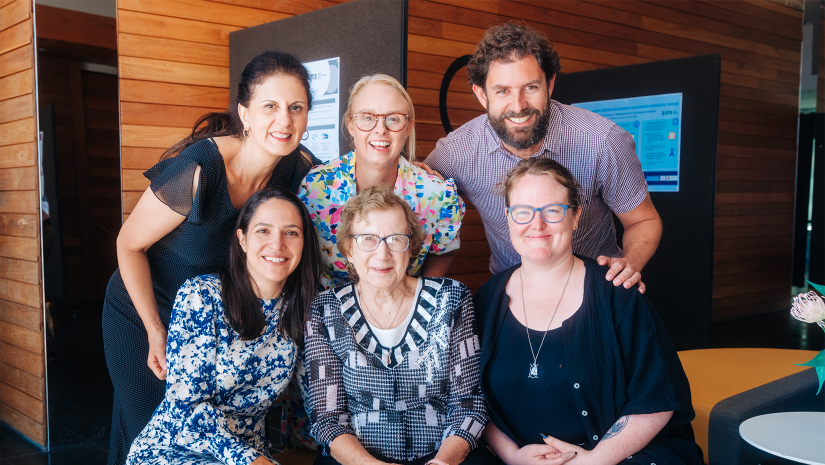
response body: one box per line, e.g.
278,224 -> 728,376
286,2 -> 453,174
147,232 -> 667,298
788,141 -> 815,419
351,112 -> 410,132
507,204 -> 571,224
350,234 -> 412,252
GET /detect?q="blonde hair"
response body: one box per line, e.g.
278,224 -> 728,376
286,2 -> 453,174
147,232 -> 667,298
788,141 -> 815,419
344,74 -> 417,162
335,185 -> 425,284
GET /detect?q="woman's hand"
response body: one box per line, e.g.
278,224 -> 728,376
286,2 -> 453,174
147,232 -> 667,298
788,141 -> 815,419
251,457 -> 275,465
510,443 -> 576,465
538,435 -> 587,462
147,327 -> 168,380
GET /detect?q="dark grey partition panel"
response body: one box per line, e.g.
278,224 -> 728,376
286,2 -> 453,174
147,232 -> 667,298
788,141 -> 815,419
229,0 -> 407,159
552,54 -> 721,350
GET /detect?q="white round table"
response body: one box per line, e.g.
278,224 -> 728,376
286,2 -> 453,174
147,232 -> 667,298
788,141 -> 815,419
739,412 -> 825,464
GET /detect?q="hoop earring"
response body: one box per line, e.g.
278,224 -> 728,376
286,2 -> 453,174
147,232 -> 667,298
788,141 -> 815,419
302,131 -> 309,141
243,127 -> 250,138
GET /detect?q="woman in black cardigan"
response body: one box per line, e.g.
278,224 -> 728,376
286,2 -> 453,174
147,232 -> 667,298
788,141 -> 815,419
473,158 -> 703,465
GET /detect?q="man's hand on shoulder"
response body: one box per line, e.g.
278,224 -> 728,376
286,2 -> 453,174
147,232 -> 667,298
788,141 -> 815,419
412,161 -> 444,180
597,256 -> 646,294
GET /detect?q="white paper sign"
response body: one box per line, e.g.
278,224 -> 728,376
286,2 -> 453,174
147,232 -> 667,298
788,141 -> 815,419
303,57 -> 341,162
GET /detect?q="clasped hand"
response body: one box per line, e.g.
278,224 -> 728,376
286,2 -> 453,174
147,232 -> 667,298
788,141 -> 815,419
512,435 -> 590,465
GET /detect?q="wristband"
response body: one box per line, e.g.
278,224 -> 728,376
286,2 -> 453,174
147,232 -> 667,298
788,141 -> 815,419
426,460 -> 449,465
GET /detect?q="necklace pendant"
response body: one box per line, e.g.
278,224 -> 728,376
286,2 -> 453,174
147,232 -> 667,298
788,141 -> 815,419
528,363 -> 538,378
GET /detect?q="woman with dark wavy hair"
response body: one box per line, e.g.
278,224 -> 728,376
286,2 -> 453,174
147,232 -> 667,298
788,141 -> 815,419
102,51 -> 319,465
126,187 -> 321,465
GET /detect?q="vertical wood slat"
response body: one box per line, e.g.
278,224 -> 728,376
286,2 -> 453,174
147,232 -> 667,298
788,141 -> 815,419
0,0 -> 45,447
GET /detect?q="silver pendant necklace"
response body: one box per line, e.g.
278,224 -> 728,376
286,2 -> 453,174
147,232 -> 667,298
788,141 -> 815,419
521,259 -> 574,379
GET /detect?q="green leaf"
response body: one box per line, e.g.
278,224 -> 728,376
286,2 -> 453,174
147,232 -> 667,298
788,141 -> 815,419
796,349 -> 825,395
797,349 -> 825,367
806,280 -> 825,296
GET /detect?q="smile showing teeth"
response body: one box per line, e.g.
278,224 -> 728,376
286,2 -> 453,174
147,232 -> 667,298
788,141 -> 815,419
508,115 -> 530,124
264,256 -> 287,263
369,140 -> 390,148
270,132 -> 291,139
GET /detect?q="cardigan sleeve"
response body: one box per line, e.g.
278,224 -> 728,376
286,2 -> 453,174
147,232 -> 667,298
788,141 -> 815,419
163,278 -> 260,465
612,287 -> 695,424
306,295 -> 356,450
443,283 -> 488,448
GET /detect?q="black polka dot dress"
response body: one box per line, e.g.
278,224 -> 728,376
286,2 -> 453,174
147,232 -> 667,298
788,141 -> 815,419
101,138 -> 314,465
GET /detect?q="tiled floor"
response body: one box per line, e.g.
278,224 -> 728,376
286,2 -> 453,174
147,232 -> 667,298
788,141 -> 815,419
1,301 -> 822,464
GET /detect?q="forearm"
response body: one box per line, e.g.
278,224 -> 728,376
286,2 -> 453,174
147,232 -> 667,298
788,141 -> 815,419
421,252 -> 455,277
330,434 -> 389,465
620,217 -> 661,271
575,412 -> 671,465
432,435 -> 470,465
117,244 -> 163,333
482,422 -> 519,464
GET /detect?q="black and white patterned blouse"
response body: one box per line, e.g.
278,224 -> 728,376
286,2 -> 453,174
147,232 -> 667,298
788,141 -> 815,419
305,277 -> 488,461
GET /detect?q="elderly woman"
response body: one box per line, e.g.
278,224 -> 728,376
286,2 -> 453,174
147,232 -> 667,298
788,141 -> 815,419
126,188 -> 322,465
298,74 -> 464,289
473,158 -> 703,465
305,185 -> 493,465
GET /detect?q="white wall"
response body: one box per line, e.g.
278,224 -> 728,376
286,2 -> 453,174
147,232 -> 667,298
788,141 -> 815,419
36,0 -> 116,18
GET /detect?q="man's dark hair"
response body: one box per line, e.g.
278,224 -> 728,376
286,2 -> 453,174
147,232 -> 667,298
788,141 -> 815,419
467,22 -> 561,89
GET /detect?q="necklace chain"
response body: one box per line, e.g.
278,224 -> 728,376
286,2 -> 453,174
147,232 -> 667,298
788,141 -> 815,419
359,279 -> 408,331
521,260 -> 575,377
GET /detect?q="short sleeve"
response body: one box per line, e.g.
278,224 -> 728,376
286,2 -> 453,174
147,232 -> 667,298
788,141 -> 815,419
144,142 -> 211,224
596,125 -> 648,215
613,289 -> 694,425
423,136 -> 459,187
429,180 -> 465,255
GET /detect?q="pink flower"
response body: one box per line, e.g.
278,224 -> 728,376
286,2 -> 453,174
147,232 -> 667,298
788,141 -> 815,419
791,291 -> 825,324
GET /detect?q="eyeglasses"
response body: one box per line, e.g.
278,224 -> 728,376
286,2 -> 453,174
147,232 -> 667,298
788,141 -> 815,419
351,112 -> 409,132
350,234 -> 412,252
507,204 -> 571,224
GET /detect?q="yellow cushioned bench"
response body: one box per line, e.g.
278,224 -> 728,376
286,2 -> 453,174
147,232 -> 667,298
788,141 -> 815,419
678,348 -> 821,465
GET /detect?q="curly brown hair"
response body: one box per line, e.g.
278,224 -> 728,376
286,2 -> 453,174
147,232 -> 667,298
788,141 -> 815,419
335,185 -> 425,283
467,22 -> 561,89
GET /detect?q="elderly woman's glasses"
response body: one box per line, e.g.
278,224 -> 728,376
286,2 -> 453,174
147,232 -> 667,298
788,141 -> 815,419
350,234 -> 412,252
352,112 -> 409,132
507,204 -> 571,224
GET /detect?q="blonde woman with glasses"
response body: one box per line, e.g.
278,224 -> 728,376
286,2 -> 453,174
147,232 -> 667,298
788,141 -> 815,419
298,74 -> 465,289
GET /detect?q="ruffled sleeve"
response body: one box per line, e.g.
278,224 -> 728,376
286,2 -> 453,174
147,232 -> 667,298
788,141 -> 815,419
143,140 -> 215,224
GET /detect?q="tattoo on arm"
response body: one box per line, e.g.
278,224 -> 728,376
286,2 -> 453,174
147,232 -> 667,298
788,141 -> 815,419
602,416 -> 629,440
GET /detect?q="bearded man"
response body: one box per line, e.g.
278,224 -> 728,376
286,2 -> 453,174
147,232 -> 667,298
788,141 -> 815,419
424,22 -> 662,293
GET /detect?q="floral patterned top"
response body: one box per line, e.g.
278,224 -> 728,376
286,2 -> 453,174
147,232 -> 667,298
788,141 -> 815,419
298,151 -> 465,289
126,275 -> 296,465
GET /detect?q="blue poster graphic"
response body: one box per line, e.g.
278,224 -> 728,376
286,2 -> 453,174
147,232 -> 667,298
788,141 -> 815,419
572,93 -> 682,192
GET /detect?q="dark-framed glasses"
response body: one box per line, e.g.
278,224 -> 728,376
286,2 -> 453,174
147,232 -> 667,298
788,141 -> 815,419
507,204 -> 571,224
350,234 -> 412,252
352,112 -> 409,132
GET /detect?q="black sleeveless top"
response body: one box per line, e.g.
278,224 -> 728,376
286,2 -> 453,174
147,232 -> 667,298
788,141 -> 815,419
105,138 -> 314,323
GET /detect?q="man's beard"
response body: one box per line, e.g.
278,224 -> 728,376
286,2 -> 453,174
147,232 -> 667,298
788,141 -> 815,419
488,101 -> 551,151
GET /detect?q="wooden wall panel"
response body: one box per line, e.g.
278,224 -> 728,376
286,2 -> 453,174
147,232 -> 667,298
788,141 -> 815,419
118,1 -> 806,320
0,0 -> 46,446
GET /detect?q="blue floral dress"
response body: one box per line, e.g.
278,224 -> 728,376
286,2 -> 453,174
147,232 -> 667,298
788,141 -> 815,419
126,275 -> 296,465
